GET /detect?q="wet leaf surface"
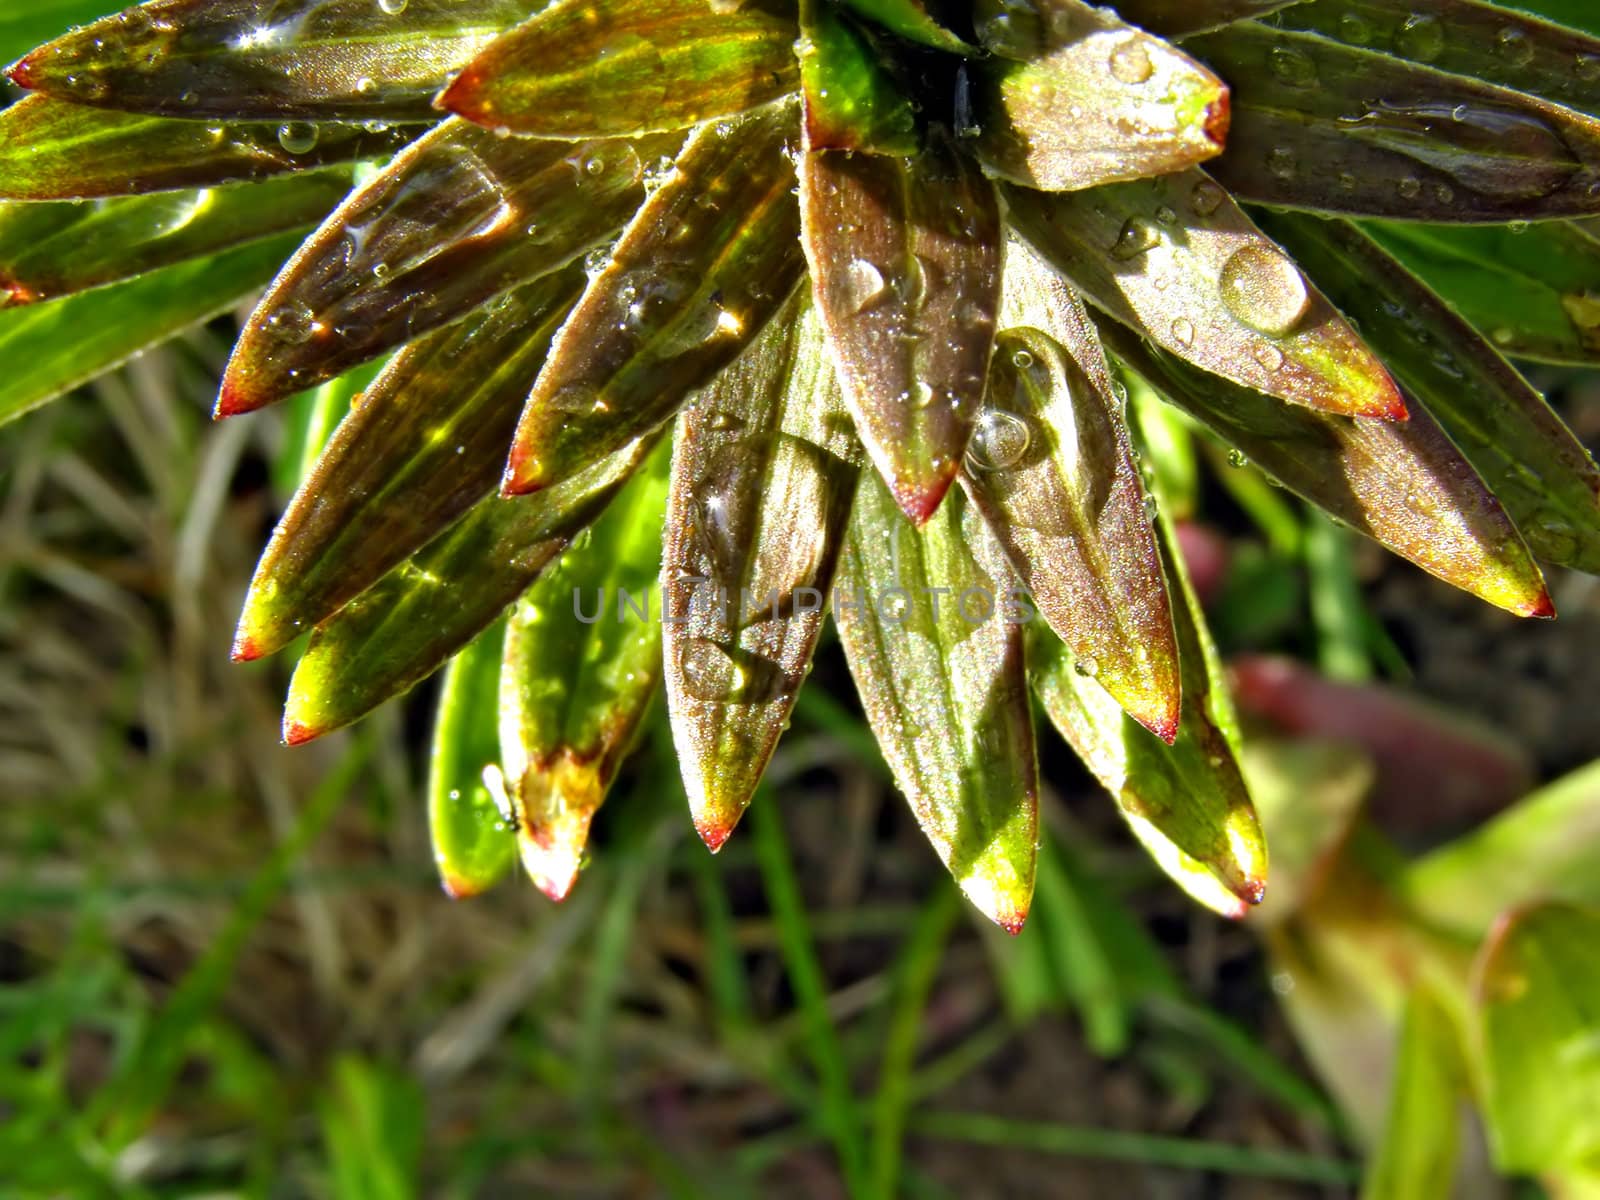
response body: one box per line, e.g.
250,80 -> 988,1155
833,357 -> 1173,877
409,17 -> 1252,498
971,0 -> 1230,192
0,170 -> 349,305
1190,22 -> 1600,221
0,233 -> 298,426
663,296 -> 861,850
1368,218 -> 1600,366
235,269 -> 584,661
1475,903 -> 1600,1175
797,0 -> 918,155
505,102 -> 803,494
0,95 -> 423,201
1108,0 -> 1301,36
428,622 -> 517,900
1031,512 -> 1268,920
801,129 -> 1001,523
282,433 -> 661,744
1274,0 -> 1600,120
1,0 -> 132,67
834,474 -> 1038,932
440,0 -> 798,138
962,308 -> 1179,740
501,443 -> 671,901
7,0 -> 539,120
1007,173 -> 1406,421
1100,319 -> 1554,618
837,0 -> 971,53
220,118 -> 669,415
1261,211 -> 1600,572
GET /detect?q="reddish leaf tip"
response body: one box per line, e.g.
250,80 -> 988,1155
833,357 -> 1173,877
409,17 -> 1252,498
1,276 -> 39,307
1144,709 -> 1181,746
695,817 -> 734,854
997,910 -> 1029,936
231,630 -> 263,663
1204,92 -> 1232,150
5,56 -> 37,90
1239,876 -> 1267,907
894,474 -> 955,527
1523,589 -> 1557,620
439,873 -> 488,900
500,445 -> 547,497
215,375 -> 263,419
282,719 -> 320,747
435,70 -> 492,126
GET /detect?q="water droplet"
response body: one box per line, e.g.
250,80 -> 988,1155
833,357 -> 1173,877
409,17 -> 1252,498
967,410 -> 1032,471
1073,656 -> 1100,679
264,302 -> 316,344
840,259 -> 887,313
1396,14 -> 1444,63
1110,216 -> 1161,261
1218,245 -> 1311,337
1266,146 -> 1297,180
377,0 -> 408,12
1397,175 -> 1422,199
1227,448 -> 1248,468
550,383 -> 607,415
1496,26 -> 1533,67
679,639 -> 743,701
1338,13 -> 1372,45
1108,38 -> 1154,85
1190,180 -> 1226,217
277,122 -> 319,155
1268,45 -> 1317,87
1253,342 -> 1286,371
1170,317 -> 1195,347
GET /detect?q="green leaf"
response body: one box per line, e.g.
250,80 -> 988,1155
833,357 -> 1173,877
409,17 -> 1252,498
662,295 -> 861,849
1476,903 -> 1600,1175
797,0 -> 918,155
1106,0 -> 1301,35
1360,985 -> 1464,1200
427,622 -> 516,899
1368,218 -> 1600,366
1007,172 -> 1406,421
1406,759 -> 1600,939
317,1056 -> 425,1200
281,432 -> 661,744
1030,511 -> 1268,919
1496,0 -> 1599,37
962,311 -> 1180,742
220,119 -> 668,415
834,475 -> 1039,932
838,0 -> 972,53
501,442 -> 671,901
0,232 -> 299,426
505,101 -> 803,495
971,0 -> 1228,191
801,127 -> 1001,523
235,268 -> 584,661
1190,22 -> 1600,221
1276,0 -> 1600,120
7,0 -> 538,120
0,94 -> 423,201
0,170 -> 347,305
439,0 -> 798,138
1100,320 -> 1554,617
0,0 -> 126,67
1260,212 -> 1600,573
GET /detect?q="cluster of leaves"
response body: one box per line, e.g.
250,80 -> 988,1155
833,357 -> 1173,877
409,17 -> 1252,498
2,0 -> 1599,928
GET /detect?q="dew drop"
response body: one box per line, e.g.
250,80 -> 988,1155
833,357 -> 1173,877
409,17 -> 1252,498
1397,175 -> 1422,199
967,409 -> 1032,471
1266,146 -> 1297,180
1110,216 -> 1161,261
1190,180 -> 1226,217
1253,342 -> 1286,371
1496,26 -> 1533,67
1337,13 -> 1372,45
1395,14 -> 1445,62
1108,39 -> 1154,85
277,121 -> 319,155
1268,45 -> 1317,87
377,0 -> 408,12
840,258 -> 887,313
679,638 -> 744,702
1073,656 -> 1100,679
1170,317 -> 1195,347
1218,245 -> 1311,337
264,302 -> 316,344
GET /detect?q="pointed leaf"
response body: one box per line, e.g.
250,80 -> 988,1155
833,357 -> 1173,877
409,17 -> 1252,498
1189,22 -> 1600,221
1,0 -> 134,67
970,0 -> 1229,192
7,0 -> 539,120
797,0 -> 918,155
1099,319 -> 1554,617
0,233 -> 299,426
1277,0 -> 1600,120
504,102 -> 803,494
1260,212 -> 1600,572
439,0 -> 798,138
801,129 -> 1001,523
501,442 -> 670,901
1368,218 -> 1600,366
220,118 -> 669,415
834,474 -> 1038,931
1030,512 -> 1268,919
1361,985 -> 1464,1200
962,318 -> 1179,741
0,171 -> 347,306
428,622 -> 517,899
0,95 -> 424,202
282,433 -> 661,744
1104,0 -> 1301,36
1475,903 -> 1600,1175
663,295 -> 862,850
235,268 -> 584,662
1007,173 -> 1406,420
837,0 -> 972,53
